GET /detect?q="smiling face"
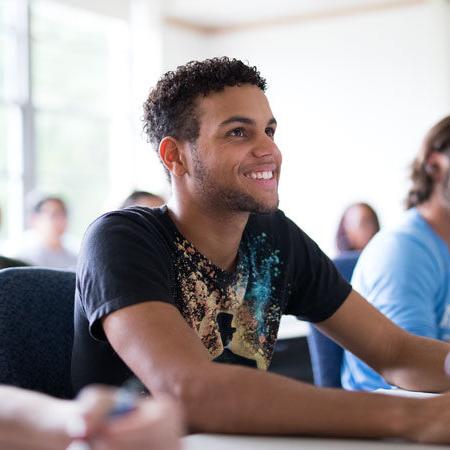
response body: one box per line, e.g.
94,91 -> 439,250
184,84 -> 282,214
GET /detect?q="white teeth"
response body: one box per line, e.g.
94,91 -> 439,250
246,171 -> 274,180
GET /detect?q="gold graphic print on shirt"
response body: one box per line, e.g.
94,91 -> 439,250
174,234 -> 282,370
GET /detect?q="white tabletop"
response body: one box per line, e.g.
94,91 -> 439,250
277,315 -> 309,339
183,434 -> 444,450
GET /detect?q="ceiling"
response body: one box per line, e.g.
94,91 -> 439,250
165,0 -> 423,29
55,0 -> 426,30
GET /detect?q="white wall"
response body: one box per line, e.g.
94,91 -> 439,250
163,25 -> 212,70
52,0 -> 450,253
163,1 -> 450,255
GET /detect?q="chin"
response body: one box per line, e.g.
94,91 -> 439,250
256,205 -> 278,214
218,188 -> 279,215
246,198 -> 279,215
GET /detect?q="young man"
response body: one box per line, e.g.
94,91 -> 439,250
73,57 -> 450,444
342,116 -> 450,391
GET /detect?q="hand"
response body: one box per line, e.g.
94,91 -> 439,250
68,385 -> 183,450
403,393 -> 450,444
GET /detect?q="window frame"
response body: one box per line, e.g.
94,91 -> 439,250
0,0 -> 132,241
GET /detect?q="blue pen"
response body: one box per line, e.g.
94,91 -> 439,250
67,379 -> 143,450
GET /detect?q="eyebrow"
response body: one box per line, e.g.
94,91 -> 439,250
218,116 -> 277,127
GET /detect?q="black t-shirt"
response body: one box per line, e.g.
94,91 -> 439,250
71,206 -> 351,392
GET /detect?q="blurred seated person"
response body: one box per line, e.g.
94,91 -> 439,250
0,384 -> 182,450
342,116 -> 450,391
121,190 -> 165,209
333,202 -> 380,280
9,195 -> 77,270
336,202 -> 380,254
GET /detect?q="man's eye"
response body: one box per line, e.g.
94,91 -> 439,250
265,127 -> 275,138
228,128 -> 246,137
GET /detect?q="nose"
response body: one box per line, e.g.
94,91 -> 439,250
251,133 -> 279,159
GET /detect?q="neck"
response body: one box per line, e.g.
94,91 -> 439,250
167,195 -> 249,272
417,196 -> 450,248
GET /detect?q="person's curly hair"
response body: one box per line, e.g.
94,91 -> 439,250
143,57 -> 266,178
406,116 -> 450,209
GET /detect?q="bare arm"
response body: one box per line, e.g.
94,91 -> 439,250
103,299 -> 450,443
318,290 -> 450,392
0,385 -> 182,450
0,386 -> 72,450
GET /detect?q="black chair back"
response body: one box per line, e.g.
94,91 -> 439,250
0,267 -> 75,398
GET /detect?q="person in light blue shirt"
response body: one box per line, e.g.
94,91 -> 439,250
342,116 -> 450,391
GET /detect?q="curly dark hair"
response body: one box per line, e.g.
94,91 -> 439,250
143,57 -> 267,178
406,116 -> 450,209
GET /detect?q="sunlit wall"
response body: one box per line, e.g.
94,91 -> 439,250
0,0 -> 449,257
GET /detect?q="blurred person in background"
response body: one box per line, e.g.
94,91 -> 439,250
0,384 -> 182,450
342,116 -> 450,391
331,202 -> 380,281
335,202 -> 380,255
9,195 -> 77,270
121,190 -> 165,209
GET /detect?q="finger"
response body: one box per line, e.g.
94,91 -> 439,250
69,386 -> 117,438
104,399 -> 182,437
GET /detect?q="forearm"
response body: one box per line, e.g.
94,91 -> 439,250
0,386 -> 72,450
382,333 -> 450,392
163,363 -> 417,439
319,292 -> 450,392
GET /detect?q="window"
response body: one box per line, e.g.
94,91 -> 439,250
0,105 -> 7,240
0,0 -> 21,241
0,0 -> 131,242
35,112 -> 110,237
0,0 -> 18,29
32,1 -> 111,113
0,32 -> 7,98
31,0 -> 129,238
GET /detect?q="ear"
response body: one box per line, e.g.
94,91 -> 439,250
159,137 -> 188,178
426,152 -> 449,182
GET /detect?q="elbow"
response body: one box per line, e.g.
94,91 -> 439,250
148,364 -> 213,427
150,366 -> 206,401
148,363 -> 233,432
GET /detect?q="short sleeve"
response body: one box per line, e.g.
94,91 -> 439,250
76,209 -> 174,341
352,232 -> 440,338
342,230 -> 441,391
284,220 -> 352,322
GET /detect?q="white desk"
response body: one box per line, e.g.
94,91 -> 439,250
183,434 -> 444,450
277,316 -> 309,340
